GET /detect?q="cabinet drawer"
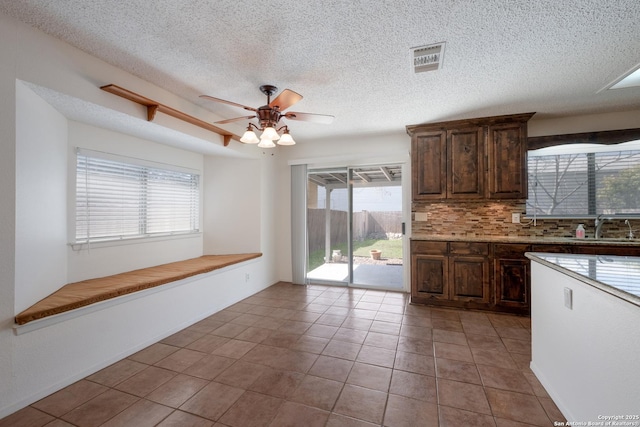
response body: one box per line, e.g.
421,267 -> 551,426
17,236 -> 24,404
449,242 -> 489,256
411,241 -> 447,255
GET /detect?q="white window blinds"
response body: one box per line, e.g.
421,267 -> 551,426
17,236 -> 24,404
527,142 -> 640,217
75,149 -> 200,243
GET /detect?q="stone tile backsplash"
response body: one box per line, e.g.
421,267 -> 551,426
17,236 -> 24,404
412,200 -> 637,240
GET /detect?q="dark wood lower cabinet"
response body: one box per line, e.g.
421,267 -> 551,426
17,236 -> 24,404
494,258 -> 529,313
450,256 -> 489,303
412,240 -> 528,313
411,241 -> 491,310
412,255 -> 448,301
492,244 -> 530,314
449,242 -> 490,305
412,239 -> 640,315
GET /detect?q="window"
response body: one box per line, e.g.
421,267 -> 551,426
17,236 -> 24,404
527,141 -> 640,217
75,149 -> 200,243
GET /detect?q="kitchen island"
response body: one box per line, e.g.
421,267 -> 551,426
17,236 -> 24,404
526,252 -> 640,423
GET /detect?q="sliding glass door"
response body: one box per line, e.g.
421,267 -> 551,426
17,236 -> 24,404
305,164 -> 405,290
306,168 -> 349,285
350,166 -> 403,289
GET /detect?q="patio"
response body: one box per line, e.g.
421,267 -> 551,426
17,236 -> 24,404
306,256 -> 404,290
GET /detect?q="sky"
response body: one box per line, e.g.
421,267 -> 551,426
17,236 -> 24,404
316,186 -> 402,212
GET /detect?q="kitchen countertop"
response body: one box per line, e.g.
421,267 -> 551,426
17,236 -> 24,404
410,234 -> 640,245
526,252 -> 640,307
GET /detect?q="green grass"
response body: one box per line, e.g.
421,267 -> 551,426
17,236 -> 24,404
308,238 -> 403,271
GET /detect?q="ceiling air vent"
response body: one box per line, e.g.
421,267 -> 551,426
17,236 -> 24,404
412,42 -> 445,73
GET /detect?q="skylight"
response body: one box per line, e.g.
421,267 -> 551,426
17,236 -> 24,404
608,65 -> 640,90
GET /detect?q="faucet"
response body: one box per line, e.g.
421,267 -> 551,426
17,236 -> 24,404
625,219 -> 635,239
594,214 -> 613,239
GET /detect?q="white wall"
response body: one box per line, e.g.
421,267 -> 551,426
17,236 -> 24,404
0,12 -> 18,417
530,261 -> 640,420
15,82 -> 68,313
0,11 -> 277,418
203,156 -> 261,254
260,152 -> 285,286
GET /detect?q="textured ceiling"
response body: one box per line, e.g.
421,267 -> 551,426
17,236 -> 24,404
2,0 -> 640,143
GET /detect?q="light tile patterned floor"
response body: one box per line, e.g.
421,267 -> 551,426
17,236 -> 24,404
1,282 -> 566,427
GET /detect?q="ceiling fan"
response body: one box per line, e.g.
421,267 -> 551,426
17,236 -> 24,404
200,84 -> 334,147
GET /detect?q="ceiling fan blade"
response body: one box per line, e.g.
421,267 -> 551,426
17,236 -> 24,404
284,111 -> 334,124
214,115 -> 256,125
269,89 -> 302,111
199,95 -> 257,112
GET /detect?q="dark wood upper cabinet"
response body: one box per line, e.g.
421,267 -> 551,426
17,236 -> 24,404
487,122 -> 528,199
411,131 -> 446,199
408,113 -> 534,201
447,127 -> 484,199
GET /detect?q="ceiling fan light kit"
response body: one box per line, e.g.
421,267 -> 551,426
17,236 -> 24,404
261,126 -> 280,141
201,84 -> 333,148
240,126 -> 260,144
277,129 -> 296,145
257,139 -> 276,148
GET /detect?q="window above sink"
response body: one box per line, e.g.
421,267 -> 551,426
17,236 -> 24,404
526,128 -> 640,219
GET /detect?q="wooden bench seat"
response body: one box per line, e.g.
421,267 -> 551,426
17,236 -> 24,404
15,253 -> 262,325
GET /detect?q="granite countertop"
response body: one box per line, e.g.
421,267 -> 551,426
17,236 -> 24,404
526,252 -> 640,307
410,234 -> 640,246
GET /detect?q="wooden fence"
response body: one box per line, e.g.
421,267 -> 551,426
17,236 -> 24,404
307,209 -> 402,252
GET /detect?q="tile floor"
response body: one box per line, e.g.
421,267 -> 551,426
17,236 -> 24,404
1,282 -> 566,427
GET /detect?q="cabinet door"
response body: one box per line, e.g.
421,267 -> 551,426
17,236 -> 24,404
411,254 -> 449,302
447,127 -> 484,199
487,122 -> 527,199
494,258 -> 529,309
412,131 -> 447,199
450,256 -> 490,303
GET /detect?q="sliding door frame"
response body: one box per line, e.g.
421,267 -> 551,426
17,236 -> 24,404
302,161 -> 410,292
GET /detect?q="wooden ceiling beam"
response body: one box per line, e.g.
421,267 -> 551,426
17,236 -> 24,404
101,84 -> 240,147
